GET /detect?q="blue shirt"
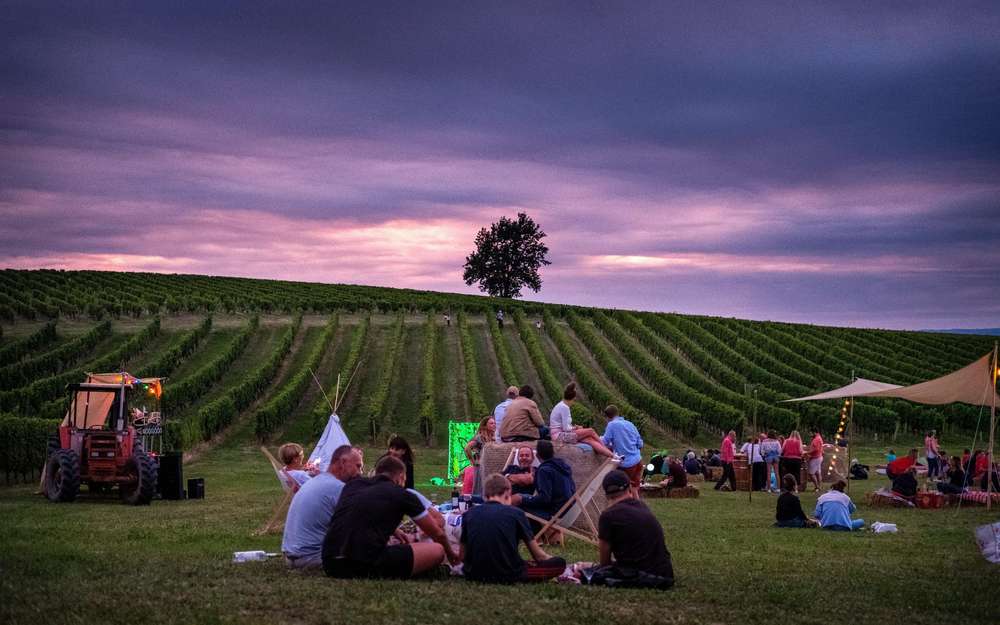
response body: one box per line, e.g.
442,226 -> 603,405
281,473 -> 345,557
814,490 -> 857,530
602,416 -> 643,469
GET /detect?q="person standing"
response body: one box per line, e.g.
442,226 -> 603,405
761,431 -> 782,493
282,445 -> 363,570
493,386 -> 519,442
496,309 -> 504,328
600,405 -> 644,496
549,382 -> 614,458
780,431 -> 804,490
924,430 -> 941,481
806,429 -> 825,492
714,430 -> 737,492
740,436 -> 766,492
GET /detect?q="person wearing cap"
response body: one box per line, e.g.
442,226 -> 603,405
493,386 -> 519,442
600,405 -> 644,496
595,469 -> 674,586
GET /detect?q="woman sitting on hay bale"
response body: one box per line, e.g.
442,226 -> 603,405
549,382 -> 614,458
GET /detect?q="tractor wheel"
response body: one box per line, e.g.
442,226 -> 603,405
120,452 -> 157,505
45,449 -> 80,503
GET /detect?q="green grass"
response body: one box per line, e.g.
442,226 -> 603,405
2,436 -> 998,625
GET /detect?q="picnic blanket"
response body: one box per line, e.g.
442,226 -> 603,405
960,491 -> 1000,506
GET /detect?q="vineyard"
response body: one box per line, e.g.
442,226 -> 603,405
0,269 -> 996,481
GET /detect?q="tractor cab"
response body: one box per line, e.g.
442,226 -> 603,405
46,372 -> 165,505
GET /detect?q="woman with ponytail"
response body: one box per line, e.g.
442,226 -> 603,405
549,382 -> 615,458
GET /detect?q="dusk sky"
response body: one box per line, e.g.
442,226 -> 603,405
2,2 -> 998,329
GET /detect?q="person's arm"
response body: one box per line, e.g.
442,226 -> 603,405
414,514 -> 460,564
598,539 -> 613,566
464,439 -> 478,464
521,467 -> 552,508
794,497 -> 807,521
635,429 -> 643,450
529,403 -> 544,428
602,422 -> 615,448
525,539 -> 551,563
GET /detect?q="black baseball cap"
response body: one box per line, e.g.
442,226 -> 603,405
602,469 -> 630,495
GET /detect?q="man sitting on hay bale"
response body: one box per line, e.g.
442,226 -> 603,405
502,446 -> 536,495
511,440 -> 575,530
498,385 -> 548,442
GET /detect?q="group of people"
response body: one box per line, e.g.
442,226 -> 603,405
885,437 -> 1000,498
773,474 -> 864,531
486,382 -> 645,495
713,429 -> 827,493
279,438 -> 675,588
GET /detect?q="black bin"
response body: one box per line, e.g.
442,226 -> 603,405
159,452 -> 185,500
187,477 -> 205,500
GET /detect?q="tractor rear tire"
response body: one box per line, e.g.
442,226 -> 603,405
120,452 -> 157,505
45,449 -> 80,503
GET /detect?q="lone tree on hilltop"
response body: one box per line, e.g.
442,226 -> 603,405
463,213 -> 551,299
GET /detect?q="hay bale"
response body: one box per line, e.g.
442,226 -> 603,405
480,442 -> 610,529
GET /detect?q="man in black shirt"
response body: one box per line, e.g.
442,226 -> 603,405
461,474 -> 565,584
322,456 -> 459,579
596,469 -> 674,586
501,446 -> 535,496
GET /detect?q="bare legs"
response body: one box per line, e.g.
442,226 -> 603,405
573,428 -> 614,458
409,543 -> 446,576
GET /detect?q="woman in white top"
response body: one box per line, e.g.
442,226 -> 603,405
549,382 -> 614,457
740,436 -> 767,492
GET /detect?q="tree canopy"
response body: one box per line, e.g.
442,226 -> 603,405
462,213 -> 551,299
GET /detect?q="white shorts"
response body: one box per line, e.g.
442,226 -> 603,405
808,457 -> 823,474
555,431 -> 579,444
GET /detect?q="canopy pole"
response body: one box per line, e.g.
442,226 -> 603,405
749,388 -> 757,504
988,342 -> 997,511
846,369 -> 855,495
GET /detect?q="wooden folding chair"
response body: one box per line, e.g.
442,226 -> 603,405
523,456 -> 620,546
253,446 -> 299,536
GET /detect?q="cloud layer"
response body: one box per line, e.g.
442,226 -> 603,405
2,2 -> 999,328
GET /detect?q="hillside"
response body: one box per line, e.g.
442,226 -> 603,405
0,269 -> 995,479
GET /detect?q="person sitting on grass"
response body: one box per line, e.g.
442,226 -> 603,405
891,466 -> 919,500
282,445 -> 363,570
322,455 -> 459,579
279,442 -> 319,489
814,480 -> 864,531
512,440 -> 575,529
502,446 -> 536,496
381,436 -> 416,490
460,474 -> 566,584
601,404 -> 644,496
664,456 -> 687,491
936,456 -> 966,495
683,451 -> 702,476
886,448 -> 897,463
774,474 -> 817,528
589,469 -> 674,589
886,448 -> 919,481
549,382 -> 614,457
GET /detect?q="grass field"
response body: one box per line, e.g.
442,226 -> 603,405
2,425 -> 998,625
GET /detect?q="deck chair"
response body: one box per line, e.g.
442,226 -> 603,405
523,456 -> 620,546
254,446 -> 299,536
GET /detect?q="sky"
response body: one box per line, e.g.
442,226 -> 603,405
1,2 -> 998,329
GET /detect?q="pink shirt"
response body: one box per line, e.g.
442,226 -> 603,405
809,435 -> 824,460
781,438 -> 802,458
924,436 -> 939,458
721,435 -> 735,463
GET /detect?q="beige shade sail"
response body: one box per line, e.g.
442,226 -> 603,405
781,352 -> 999,408
864,352 -> 999,407
61,372 -> 165,428
780,378 -> 902,403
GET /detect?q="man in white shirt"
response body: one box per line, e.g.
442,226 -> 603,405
282,444 -> 363,570
493,386 -> 519,442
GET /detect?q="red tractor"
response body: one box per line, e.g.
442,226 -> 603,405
45,373 -> 164,505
